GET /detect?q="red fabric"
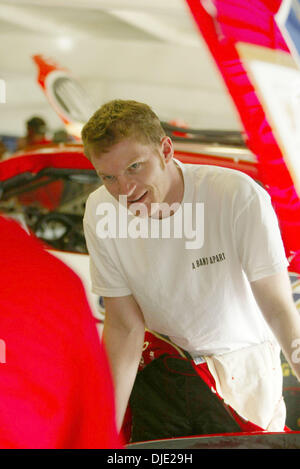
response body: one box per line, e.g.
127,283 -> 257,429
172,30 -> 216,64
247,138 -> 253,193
186,0 -> 300,274
0,216 -> 122,449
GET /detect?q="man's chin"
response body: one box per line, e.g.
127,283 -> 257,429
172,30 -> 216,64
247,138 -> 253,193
128,202 -> 150,218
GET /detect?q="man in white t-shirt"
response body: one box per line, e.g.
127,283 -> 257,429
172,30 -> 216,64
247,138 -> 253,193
82,99 -> 300,442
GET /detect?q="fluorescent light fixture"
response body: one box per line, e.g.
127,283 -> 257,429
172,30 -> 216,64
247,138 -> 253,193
56,37 -> 73,51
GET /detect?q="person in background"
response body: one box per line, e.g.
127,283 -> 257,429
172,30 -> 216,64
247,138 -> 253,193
52,129 -> 74,144
0,139 -> 9,160
0,216 -> 122,449
17,116 -> 52,150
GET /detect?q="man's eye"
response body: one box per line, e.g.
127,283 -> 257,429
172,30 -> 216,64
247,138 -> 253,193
129,162 -> 141,171
102,175 -> 115,182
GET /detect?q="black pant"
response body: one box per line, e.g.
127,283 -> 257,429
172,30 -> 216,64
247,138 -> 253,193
129,354 -> 241,443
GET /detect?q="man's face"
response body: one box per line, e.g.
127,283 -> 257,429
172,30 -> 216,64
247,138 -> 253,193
89,137 -> 175,216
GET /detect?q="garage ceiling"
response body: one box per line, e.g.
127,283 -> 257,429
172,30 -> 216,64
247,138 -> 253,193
0,0 -> 243,137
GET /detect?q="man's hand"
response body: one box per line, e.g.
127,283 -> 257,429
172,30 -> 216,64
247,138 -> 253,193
250,270 -> 300,382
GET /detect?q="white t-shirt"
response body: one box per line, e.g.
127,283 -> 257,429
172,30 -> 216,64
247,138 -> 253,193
83,161 -> 288,357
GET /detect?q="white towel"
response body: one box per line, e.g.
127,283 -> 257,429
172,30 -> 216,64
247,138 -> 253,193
204,341 -> 286,431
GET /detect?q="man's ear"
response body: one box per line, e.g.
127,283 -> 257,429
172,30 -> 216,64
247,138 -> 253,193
160,136 -> 174,164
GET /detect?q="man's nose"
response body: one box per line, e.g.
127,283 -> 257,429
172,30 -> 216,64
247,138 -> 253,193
116,176 -> 135,196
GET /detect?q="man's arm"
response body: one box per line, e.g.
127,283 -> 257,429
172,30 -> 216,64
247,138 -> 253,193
102,295 -> 145,432
250,270 -> 300,382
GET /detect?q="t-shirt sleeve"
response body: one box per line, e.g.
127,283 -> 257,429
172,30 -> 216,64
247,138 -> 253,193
83,215 -> 132,297
233,183 -> 289,282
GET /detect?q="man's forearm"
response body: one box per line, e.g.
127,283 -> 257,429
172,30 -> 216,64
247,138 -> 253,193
103,322 -> 145,431
250,272 -> 300,382
267,306 -> 300,382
